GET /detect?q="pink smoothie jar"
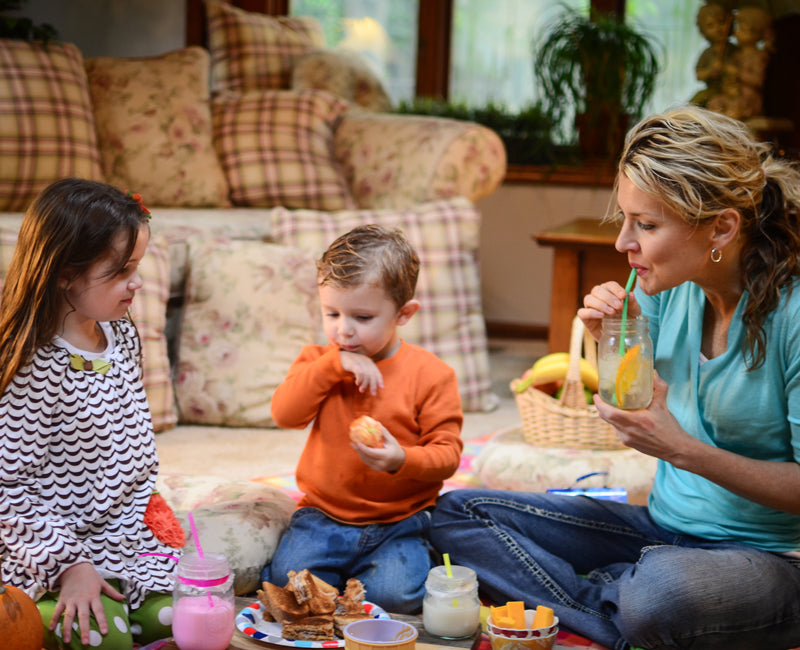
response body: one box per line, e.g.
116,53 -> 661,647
172,552 -> 235,650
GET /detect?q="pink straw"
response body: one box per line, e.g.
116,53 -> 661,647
187,511 -> 214,607
187,511 -> 204,559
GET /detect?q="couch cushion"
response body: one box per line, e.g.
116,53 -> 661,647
212,89 -> 356,211
0,40 -> 103,211
270,197 -> 496,412
174,237 -> 320,427
156,473 -> 296,595
0,229 -> 176,432
130,235 -> 177,432
474,427 -> 658,506
205,0 -> 326,93
292,48 -> 393,112
84,47 -> 230,208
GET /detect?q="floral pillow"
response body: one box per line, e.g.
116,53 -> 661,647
174,237 -> 320,427
205,0 -> 326,93
269,198 -> 496,412
84,47 -> 230,207
157,473 -> 297,595
212,89 -> 356,211
292,48 -> 393,112
0,230 -> 176,432
0,40 -> 103,211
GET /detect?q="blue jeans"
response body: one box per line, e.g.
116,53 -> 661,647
430,489 -> 800,650
263,507 -> 433,614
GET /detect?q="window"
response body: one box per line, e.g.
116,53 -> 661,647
290,0 -> 419,103
289,0 -> 709,152
449,0 -> 586,112
626,0 -> 706,116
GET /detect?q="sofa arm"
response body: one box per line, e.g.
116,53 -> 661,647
334,113 -> 507,210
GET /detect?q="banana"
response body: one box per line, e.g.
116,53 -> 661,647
515,353 -> 598,393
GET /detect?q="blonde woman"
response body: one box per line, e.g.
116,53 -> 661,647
431,106 -> 800,650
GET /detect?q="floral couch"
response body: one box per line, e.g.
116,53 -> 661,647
0,3 -> 506,595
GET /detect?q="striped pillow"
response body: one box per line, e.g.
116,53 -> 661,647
0,40 -> 103,211
205,0 -> 326,93
269,198 -> 496,412
212,89 -> 356,211
0,230 -> 176,432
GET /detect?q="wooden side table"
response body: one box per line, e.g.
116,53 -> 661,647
534,218 -> 630,353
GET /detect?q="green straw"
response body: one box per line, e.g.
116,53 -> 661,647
619,268 -> 637,356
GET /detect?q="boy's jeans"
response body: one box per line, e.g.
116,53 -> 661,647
430,489 -> 800,650
263,507 -> 433,614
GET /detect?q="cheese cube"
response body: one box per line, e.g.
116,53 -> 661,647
532,605 -> 554,628
506,601 -> 525,629
490,605 -> 508,622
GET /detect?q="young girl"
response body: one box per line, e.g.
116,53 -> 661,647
0,178 -> 180,649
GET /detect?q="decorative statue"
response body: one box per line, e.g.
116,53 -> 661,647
701,5 -> 773,121
691,3 -> 734,107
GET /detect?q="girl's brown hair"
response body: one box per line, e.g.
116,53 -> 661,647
0,178 -> 150,395
614,105 -> 800,369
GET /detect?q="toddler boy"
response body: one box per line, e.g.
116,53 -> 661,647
265,224 -> 463,614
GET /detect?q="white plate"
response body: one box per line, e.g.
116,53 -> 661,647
236,600 -> 389,647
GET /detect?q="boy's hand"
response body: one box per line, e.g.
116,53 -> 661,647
352,426 -> 405,472
340,350 -> 384,395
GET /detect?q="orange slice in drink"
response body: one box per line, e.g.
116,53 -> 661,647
615,344 -> 643,409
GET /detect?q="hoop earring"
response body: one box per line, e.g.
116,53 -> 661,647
710,248 -> 722,263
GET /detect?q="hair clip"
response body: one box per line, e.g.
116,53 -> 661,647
125,190 -> 151,220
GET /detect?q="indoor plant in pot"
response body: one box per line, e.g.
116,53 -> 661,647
533,6 -> 660,159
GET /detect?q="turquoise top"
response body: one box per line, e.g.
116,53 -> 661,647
638,280 -> 800,551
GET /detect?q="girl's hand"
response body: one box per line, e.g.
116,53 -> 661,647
578,280 -> 640,341
52,562 -> 125,645
593,372 -> 693,463
340,350 -> 384,395
352,426 -> 406,473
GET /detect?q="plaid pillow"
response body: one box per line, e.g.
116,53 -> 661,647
84,47 -> 230,208
212,89 -> 356,211
0,40 -> 103,211
130,235 -> 177,432
269,198 -> 496,412
205,0 -> 326,93
0,229 -> 176,432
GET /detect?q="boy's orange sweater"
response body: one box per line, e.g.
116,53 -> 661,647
271,341 -> 464,524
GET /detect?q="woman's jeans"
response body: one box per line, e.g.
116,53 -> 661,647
263,507 -> 433,614
430,489 -> 800,650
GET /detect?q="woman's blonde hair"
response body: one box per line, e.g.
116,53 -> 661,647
614,104 -> 800,368
0,178 -> 150,396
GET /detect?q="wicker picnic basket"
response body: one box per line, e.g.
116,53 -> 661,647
511,316 -> 624,450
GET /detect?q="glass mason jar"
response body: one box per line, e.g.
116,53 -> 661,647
422,564 -> 481,639
172,552 -> 235,650
598,314 -> 654,410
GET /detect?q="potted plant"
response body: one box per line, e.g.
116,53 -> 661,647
533,6 -> 660,159
0,0 -> 58,42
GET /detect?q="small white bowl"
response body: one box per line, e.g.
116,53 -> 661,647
488,629 -> 558,650
343,618 -> 418,650
487,611 -> 559,639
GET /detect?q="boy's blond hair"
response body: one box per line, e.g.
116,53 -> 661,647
317,225 -> 420,309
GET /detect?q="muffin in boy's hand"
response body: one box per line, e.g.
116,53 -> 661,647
349,415 -> 384,448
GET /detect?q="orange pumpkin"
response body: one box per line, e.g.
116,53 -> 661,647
0,573 -> 44,650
